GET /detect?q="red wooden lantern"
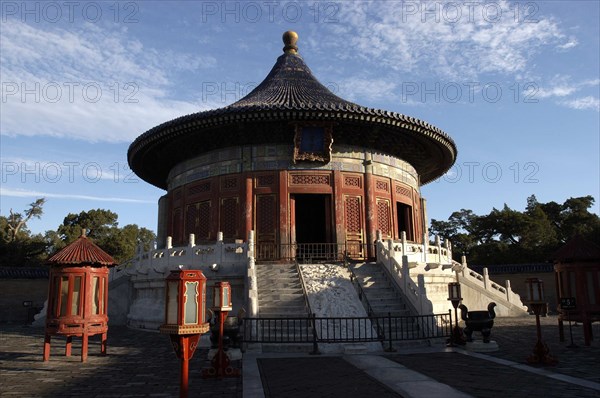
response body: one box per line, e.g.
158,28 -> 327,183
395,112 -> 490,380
212,281 -> 232,312
202,280 -> 240,379
43,230 -> 116,362
160,269 -> 209,335
525,278 -> 544,304
159,269 -> 209,398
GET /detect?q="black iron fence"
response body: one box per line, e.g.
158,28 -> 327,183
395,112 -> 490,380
242,312 -> 452,353
255,242 -> 374,262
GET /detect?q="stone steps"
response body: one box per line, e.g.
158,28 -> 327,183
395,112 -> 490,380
351,262 -> 413,317
256,262 -> 309,318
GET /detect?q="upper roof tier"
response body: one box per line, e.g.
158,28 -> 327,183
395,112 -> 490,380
47,230 -> 116,267
128,31 -> 457,189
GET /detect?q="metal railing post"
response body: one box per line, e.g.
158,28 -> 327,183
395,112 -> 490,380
310,313 -> 321,355
386,312 -> 395,352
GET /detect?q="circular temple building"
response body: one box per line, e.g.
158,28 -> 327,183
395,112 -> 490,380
128,31 -> 457,260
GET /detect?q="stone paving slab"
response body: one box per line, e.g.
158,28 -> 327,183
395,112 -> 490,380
483,316 -> 600,383
388,351 -> 599,398
1,315 -> 599,398
0,326 -> 242,398
256,356 -> 401,397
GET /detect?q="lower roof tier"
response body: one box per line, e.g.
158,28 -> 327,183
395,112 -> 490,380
129,115 -> 456,190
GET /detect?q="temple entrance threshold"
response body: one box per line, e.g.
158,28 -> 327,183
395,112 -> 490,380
291,194 -> 334,261
292,194 -> 332,244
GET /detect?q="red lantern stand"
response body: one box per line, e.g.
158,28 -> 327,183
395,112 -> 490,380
160,270 -> 210,398
447,282 -> 465,346
43,230 -> 116,362
202,281 -> 240,378
525,278 -> 557,365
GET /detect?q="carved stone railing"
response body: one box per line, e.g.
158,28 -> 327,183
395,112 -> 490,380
117,232 -> 248,277
458,263 -> 526,311
376,231 -> 527,317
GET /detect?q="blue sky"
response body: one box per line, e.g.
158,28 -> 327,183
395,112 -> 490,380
1,1 -> 599,237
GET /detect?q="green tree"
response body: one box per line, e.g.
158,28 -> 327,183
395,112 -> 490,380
51,209 -> 156,263
0,199 -> 49,267
431,194 -> 600,265
5,198 -> 46,242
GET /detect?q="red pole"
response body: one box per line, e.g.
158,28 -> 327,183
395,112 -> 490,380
180,336 -> 189,398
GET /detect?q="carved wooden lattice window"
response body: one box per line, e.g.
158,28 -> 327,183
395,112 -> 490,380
376,180 -> 389,192
290,174 -> 330,185
221,178 -> 237,191
185,203 -> 198,238
172,208 -> 182,244
293,123 -> 333,164
345,196 -> 362,234
257,174 -> 275,187
188,182 -> 211,196
376,199 -> 392,237
197,201 -> 211,240
396,185 -> 412,198
220,197 -> 238,239
257,195 -> 276,234
185,201 -> 211,241
344,176 -> 361,188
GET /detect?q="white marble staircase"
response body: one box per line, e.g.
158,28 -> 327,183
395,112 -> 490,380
351,262 -> 411,317
351,262 -> 434,349
256,263 -> 309,317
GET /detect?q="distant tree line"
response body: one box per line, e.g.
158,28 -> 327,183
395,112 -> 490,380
430,195 -> 600,265
0,199 -> 156,267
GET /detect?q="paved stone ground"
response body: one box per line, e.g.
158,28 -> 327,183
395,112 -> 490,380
387,316 -> 600,398
1,316 -> 598,397
483,315 -> 600,383
257,357 -> 401,397
0,326 -> 242,397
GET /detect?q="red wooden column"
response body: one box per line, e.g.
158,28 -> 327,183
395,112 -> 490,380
332,171 -> 345,247
245,174 -> 253,238
279,171 -> 289,252
364,156 -> 377,258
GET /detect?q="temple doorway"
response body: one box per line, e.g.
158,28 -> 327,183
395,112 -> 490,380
291,194 -> 333,244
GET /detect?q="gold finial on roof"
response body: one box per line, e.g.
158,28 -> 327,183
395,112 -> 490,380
282,30 -> 298,54
81,228 -> 87,237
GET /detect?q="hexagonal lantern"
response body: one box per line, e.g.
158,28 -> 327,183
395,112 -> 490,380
159,269 -> 210,398
212,281 -> 232,312
160,269 -> 209,335
43,230 -> 116,362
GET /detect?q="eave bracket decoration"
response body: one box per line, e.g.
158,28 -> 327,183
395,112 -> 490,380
292,122 -> 333,164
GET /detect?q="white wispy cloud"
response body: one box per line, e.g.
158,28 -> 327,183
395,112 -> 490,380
537,76 -> 599,99
560,96 -> 600,111
1,20 -> 214,143
322,1 -> 575,80
338,78 -> 398,102
1,187 -> 155,204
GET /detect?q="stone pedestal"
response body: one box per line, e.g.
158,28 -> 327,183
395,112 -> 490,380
464,340 -> 499,352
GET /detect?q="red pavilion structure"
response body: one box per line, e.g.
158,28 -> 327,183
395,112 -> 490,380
554,236 -> 600,346
43,230 -> 117,362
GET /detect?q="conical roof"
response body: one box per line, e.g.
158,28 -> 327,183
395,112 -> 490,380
47,230 -> 116,267
128,31 -> 457,189
228,32 -> 358,110
552,236 -> 600,263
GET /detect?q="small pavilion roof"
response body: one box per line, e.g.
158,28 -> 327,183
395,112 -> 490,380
552,236 -> 600,263
128,31 -> 457,189
47,230 -> 116,267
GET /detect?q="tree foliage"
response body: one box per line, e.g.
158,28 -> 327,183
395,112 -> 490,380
50,209 -> 156,263
430,195 -> 600,265
1,203 -> 156,267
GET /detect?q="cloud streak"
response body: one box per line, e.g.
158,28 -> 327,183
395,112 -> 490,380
1,187 -> 154,204
1,20 -> 214,143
